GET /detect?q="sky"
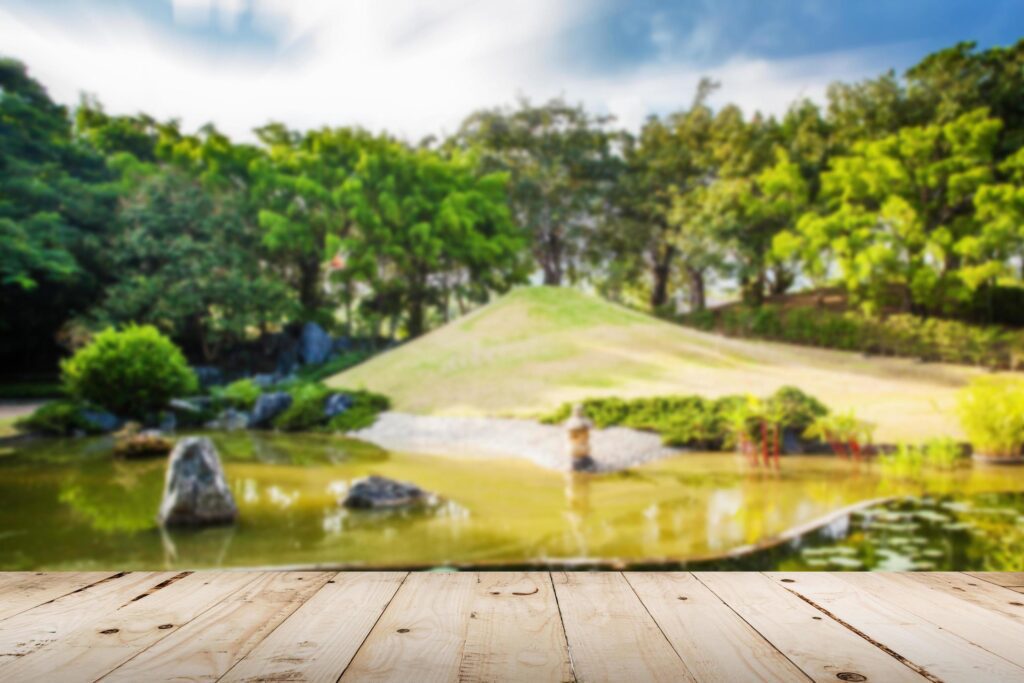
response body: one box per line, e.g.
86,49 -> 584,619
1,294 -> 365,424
1,0 -> 1022,141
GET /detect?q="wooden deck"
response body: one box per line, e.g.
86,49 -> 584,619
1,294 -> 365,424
1,572 -> 1023,682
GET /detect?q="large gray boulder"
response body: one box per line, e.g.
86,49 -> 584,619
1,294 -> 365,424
299,322 -> 333,366
158,437 -> 237,526
248,392 -> 292,428
342,475 -> 433,510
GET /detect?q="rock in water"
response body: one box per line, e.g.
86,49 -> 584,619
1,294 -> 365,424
342,475 -> 432,510
158,437 -> 237,526
79,409 -> 122,433
248,392 -> 292,428
324,393 -> 354,418
205,409 -> 250,431
299,322 -> 333,366
115,430 -> 174,459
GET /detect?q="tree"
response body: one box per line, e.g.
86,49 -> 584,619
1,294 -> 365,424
91,164 -> 293,361
776,108 -> 1003,314
338,142 -> 527,337
251,125 -> 380,318
0,59 -> 116,370
455,98 -> 618,286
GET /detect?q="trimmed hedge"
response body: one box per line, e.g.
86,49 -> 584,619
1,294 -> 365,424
540,386 -> 828,450
682,304 -> 1024,369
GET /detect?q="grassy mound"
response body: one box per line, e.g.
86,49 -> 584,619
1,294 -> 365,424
328,286 -> 1011,442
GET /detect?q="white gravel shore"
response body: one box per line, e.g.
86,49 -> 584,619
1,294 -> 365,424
350,411 -> 682,472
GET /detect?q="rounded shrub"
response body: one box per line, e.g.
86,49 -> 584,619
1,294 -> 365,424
956,376 -> 1024,459
61,325 -> 198,419
216,378 -> 262,410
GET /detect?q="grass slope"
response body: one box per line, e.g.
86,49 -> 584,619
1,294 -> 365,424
329,286 -> 1008,442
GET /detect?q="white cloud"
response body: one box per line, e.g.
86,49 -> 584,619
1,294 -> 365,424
0,1 -> 893,141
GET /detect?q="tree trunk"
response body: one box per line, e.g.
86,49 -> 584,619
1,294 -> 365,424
649,245 -> 676,310
298,256 -> 322,312
686,267 -> 706,312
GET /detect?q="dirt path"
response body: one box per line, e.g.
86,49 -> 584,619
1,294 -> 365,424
0,401 -> 43,419
351,411 -> 681,472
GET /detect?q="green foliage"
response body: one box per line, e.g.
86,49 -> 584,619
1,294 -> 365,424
326,390 -> 391,432
455,98 -> 619,288
91,167 -> 294,361
215,378 -> 262,410
338,140 -> 528,337
273,382 -> 330,432
61,325 -> 197,418
684,304 -> 1023,369
0,381 -> 63,400
540,388 -> 830,450
15,400 -> 101,436
880,438 -> 967,478
956,377 -> 1024,458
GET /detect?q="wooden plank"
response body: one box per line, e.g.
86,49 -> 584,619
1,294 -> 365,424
626,572 -> 810,682
901,572 -> 1024,626
697,573 -> 926,683
0,571 -> 259,682
0,571 -> 178,665
771,572 -> 1024,683
458,572 -> 573,683
220,572 -> 405,683
340,572 -> 477,683
102,571 -> 333,682
552,571 -> 691,682
837,573 -> 1024,673
967,572 -> 1024,590
0,572 -> 117,622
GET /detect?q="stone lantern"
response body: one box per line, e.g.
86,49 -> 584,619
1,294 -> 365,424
565,403 -> 596,472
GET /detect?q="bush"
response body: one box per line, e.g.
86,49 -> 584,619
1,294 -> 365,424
880,438 -> 967,478
215,378 -> 261,410
956,377 -> 1024,458
15,400 -> 102,436
273,382 -> 331,432
61,325 -> 197,419
680,304 -> 1023,369
327,390 -> 391,432
540,389 -> 830,451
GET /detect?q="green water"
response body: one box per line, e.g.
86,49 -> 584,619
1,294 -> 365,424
1,431 -> 1023,570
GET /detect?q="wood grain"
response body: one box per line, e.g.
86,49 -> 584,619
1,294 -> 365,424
626,572 -> 810,682
458,572 -> 573,683
0,571 -> 258,682
221,572 -> 406,683
773,572 -> 1024,682
837,572 -> 1024,673
0,571 -> 116,622
698,572 -> 926,683
101,571 -> 334,682
552,571 -> 690,682
340,572 -> 477,683
0,571 -> 177,665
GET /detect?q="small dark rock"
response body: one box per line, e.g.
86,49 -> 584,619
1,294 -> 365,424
299,322 -> 334,366
248,392 -> 292,428
342,475 -> 433,510
79,410 -> 121,433
159,412 -> 177,433
324,393 -> 354,418
192,366 -> 225,389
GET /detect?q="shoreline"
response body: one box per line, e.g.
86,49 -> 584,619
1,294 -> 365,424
350,411 -> 683,472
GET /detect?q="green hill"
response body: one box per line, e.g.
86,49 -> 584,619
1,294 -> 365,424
329,286 -> 1002,442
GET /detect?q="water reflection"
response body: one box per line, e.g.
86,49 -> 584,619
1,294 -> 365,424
1,432 -> 1024,570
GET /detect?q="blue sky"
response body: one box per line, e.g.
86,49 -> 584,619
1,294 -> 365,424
1,0 -> 1021,140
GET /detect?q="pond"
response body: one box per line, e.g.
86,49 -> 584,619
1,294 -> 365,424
1,431 -> 1022,570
